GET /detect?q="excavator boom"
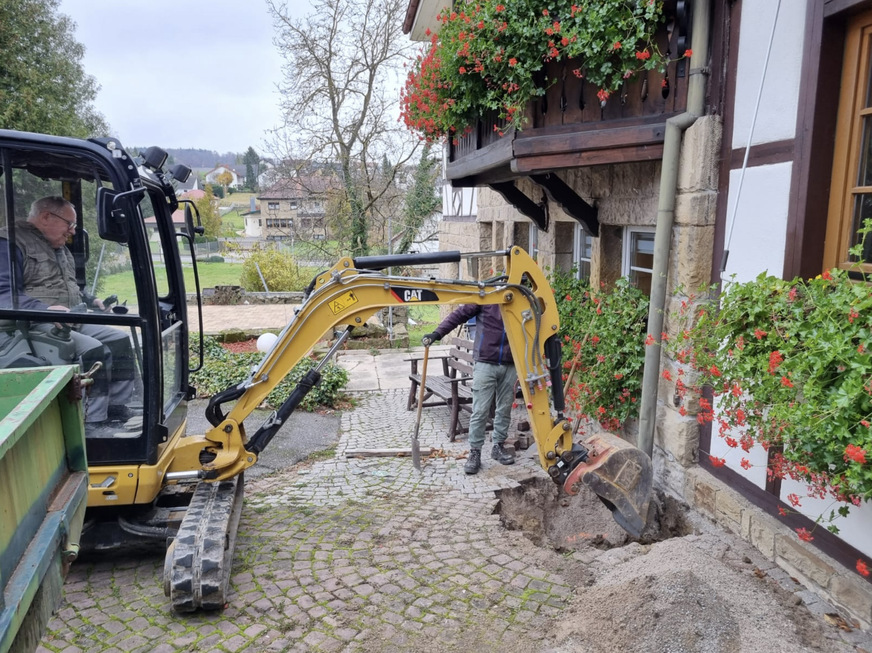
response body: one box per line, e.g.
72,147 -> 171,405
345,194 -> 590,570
168,247 -> 653,533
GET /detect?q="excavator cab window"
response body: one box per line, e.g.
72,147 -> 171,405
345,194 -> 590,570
0,144 -> 152,465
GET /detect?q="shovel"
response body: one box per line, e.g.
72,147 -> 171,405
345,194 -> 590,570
411,344 -> 430,471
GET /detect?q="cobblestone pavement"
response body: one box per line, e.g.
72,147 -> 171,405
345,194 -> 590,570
38,390 -> 563,653
38,389 -> 872,652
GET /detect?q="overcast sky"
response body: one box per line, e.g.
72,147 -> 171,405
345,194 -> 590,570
59,0 -> 300,154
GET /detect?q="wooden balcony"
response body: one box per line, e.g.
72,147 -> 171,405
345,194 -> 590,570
447,5 -> 692,188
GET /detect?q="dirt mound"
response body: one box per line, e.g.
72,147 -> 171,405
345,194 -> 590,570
496,477 -> 690,550
550,536 -> 830,652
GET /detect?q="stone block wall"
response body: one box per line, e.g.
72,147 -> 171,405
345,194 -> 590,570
655,116 -> 722,496
686,468 -> 872,629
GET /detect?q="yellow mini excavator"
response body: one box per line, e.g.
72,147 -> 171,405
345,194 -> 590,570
0,130 -> 653,613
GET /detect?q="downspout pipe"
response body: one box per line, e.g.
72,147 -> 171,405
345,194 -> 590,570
638,0 -> 711,459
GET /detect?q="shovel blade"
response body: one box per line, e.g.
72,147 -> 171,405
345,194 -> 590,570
563,432 -> 653,537
411,428 -> 421,470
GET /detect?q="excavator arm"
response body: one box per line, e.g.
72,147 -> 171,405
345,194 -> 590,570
167,247 -> 652,536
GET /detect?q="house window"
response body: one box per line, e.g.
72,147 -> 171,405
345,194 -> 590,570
290,199 -> 298,210
826,10 -> 872,272
555,222 -> 575,273
267,202 -> 279,211
623,227 -> 655,295
574,224 -> 594,281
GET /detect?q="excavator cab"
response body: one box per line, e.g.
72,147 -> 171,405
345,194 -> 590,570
0,130 -> 198,515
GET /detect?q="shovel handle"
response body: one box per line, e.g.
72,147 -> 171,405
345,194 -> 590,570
414,346 -> 430,424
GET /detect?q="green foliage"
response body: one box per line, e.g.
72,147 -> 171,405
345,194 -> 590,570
672,270 -> 872,508
240,246 -> 308,292
0,0 -> 108,137
195,185 -> 222,238
550,271 -> 649,431
396,144 -> 441,255
401,0 -> 672,140
191,337 -> 349,411
243,147 -> 260,191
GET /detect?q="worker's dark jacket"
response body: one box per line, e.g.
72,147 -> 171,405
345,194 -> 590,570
432,303 -> 513,366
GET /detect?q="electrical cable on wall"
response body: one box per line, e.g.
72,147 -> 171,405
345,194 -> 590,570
721,0 -> 782,275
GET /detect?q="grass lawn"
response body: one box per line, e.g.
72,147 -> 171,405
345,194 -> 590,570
99,261 -> 244,298
407,305 -> 441,345
220,209 -> 245,233
218,192 -> 256,208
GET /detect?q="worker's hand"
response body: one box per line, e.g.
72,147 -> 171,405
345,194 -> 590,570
91,298 -> 106,311
421,332 -> 440,347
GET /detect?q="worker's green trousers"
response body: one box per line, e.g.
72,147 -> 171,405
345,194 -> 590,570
468,361 -> 517,449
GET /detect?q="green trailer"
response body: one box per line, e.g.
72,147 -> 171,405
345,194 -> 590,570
0,366 -> 88,653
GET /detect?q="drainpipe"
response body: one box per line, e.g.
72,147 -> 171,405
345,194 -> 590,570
637,0 -> 711,459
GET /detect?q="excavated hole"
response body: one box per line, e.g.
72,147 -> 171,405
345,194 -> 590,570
495,477 -> 692,552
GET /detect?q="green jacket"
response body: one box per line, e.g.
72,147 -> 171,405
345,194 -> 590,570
0,221 -> 80,309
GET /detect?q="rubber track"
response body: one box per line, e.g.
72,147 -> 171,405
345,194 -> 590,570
164,475 -> 244,612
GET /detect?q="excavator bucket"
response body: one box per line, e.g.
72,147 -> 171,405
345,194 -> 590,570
562,432 -> 653,537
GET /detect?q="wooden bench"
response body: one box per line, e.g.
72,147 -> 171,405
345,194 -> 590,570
407,336 -> 486,441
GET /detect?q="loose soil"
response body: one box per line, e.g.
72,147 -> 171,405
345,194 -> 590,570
497,478 -> 866,652
221,338 -> 259,353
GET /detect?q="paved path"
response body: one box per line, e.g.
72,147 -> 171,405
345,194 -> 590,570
35,315 -> 872,653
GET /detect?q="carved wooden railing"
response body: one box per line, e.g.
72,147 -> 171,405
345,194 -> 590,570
448,3 -> 691,165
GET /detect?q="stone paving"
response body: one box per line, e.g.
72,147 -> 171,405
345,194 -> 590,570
38,389 -> 564,653
37,379 -> 872,652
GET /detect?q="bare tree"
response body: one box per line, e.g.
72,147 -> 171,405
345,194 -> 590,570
266,0 -> 420,257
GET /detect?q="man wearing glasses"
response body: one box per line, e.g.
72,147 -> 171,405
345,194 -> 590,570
0,196 -> 137,430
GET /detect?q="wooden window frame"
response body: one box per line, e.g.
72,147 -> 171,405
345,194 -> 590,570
825,9 -> 872,272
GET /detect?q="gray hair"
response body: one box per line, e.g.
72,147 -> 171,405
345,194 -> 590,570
28,196 -> 74,220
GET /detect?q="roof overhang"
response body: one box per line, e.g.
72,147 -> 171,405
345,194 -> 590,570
403,0 -> 451,40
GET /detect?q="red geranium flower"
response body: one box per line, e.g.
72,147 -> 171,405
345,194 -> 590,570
845,444 -> 867,464
796,527 -> 814,542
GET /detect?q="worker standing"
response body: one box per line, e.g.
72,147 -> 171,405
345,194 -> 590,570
422,304 -> 516,474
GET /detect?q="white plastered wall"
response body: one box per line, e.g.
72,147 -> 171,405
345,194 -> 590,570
721,161 -> 792,282
719,0 -> 872,558
731,0 -> 806,149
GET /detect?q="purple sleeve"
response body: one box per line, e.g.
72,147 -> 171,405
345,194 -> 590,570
433,304 -> 481,339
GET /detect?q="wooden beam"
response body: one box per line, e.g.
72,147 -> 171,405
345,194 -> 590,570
445,135 -> 515,181
530,173 -> 599,236
345,447 -> 438,458
512,144 -> 664,173
488,182 -> 548,230
513,120 -> 668,158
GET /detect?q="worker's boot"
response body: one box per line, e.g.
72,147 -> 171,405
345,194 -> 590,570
491,442 -> 515,465
464,448 -> 482,475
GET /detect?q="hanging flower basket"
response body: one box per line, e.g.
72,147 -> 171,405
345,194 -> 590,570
401,0 -> 685,142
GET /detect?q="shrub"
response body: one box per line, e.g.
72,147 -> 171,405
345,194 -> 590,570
670,270 -> 872,521
240,246 -> 308,292
549,271 -> 649,432
191,337 -> 349,411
